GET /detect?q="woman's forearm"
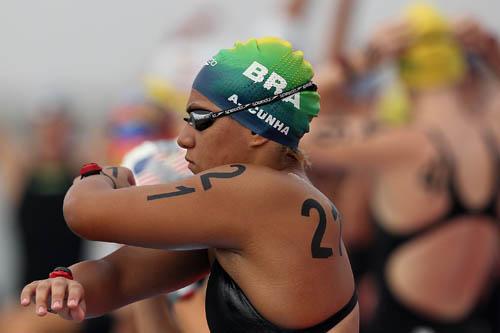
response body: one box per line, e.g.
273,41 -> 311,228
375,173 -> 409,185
68,246 -> 210,318
132,296 -> 181,333
69,259 -> 123,318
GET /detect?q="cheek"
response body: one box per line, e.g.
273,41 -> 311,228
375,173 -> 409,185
218,130 -> 250,162
194,132 -> 223,166
197,119 -> 251,167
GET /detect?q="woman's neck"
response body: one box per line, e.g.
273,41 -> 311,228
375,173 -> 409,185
411,87 -> 468,127
252,143 -> 304,175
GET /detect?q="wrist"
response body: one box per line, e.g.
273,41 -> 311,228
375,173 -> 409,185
80,163 -> 102,179
49,267 -> 74,280
80,163 -> 117,189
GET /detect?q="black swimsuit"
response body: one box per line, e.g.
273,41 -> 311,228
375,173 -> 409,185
369,130 -> 500,333
206,259 -> 358,333
18,167 -> 81,287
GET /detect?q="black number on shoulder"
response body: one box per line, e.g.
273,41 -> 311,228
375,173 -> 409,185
146,164 -> 246,201
147,186 -> 196,201
200,164 -> 246,191
301,199 -> 333,259
301,199 -> 343,259
331,204 -> 343,256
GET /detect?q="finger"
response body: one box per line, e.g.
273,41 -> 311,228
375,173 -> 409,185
70,300 -> 86,322
451,18 -> 469,35
56,306 -> 74,321
67,282 -> 84,309
35,281 -> 51,316
394,21 -> 412,34
392,26 -> 413,43
50,277 -> 68,311
20,281 -> 39,306
127,172 -> 136,186
383,20 -> 411,39
119,167 -> 135,186
454,20 -> 480,40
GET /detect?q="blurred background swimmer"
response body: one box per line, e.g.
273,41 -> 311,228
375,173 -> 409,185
303,3 -> 500,333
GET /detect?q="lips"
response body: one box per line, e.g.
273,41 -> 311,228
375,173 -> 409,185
185,157 -> 197,173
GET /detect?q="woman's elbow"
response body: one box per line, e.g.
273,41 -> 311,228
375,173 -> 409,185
63,191 -> 97,239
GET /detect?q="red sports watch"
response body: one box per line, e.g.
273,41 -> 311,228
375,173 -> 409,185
79,162 -> 117,189
49,267 -> 73,280
80,163 -> 103,179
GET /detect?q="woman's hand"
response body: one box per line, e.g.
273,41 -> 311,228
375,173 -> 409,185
101,166 -> 136,189
20,278 -> 87,322
72,166 -> 136,189
452,17 -> 496,57
364,19 -> 413,65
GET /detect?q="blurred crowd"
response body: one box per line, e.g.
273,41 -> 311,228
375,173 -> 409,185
0,1 -> 498,332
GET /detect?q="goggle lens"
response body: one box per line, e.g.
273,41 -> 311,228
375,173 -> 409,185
183,110 -> 214,131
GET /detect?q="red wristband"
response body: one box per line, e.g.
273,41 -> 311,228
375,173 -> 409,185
79,162 -> 118,189
49,267 -> 74,280
80,163 -> 103,179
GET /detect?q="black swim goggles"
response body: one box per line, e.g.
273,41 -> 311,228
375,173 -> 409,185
183,81 -> 317,131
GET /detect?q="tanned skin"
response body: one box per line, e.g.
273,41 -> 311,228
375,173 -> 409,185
20,89 -> 358,332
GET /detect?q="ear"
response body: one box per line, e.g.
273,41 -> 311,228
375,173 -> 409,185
248,132 -> 269,148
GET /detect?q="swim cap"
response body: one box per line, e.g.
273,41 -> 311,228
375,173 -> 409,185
192,37 -> 320,149
398,3 -> 466,89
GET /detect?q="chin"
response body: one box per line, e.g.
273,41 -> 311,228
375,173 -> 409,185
188,163 -> 201,174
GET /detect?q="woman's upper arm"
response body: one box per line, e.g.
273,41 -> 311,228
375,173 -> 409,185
302,123 -> 428,170
65,164 -> 261,250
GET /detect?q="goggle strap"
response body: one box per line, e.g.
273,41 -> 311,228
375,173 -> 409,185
210,81 -> 317,120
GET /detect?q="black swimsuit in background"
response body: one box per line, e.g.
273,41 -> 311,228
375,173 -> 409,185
18,166 -> 114,333
369,130 -> 500,333
206,259 -> 358,333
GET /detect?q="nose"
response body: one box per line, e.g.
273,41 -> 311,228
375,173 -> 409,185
177,123 -> 195,149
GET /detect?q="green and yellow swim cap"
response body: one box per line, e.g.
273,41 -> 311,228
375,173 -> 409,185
192,37 -> 320,149
399,3 -> 466,89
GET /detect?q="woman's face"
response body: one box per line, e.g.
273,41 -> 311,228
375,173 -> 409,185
177,89 -> 253,174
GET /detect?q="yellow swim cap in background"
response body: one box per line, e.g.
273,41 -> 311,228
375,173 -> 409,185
398,3 -> 466,90
143,76 -> 188,115
377,82 -> 411,126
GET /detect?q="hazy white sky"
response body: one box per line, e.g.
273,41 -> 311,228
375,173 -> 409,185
0,0 -> 498,121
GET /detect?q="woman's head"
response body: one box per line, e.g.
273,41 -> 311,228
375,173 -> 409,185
398,4 -> 466,90
178,37 -> 320,173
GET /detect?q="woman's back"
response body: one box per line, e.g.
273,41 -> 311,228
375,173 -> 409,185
204,166 -> 358,332
371,90 -> 499,323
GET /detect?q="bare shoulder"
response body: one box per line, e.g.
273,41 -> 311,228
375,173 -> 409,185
193,163 -> 319,221
198,163 -> 312,198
